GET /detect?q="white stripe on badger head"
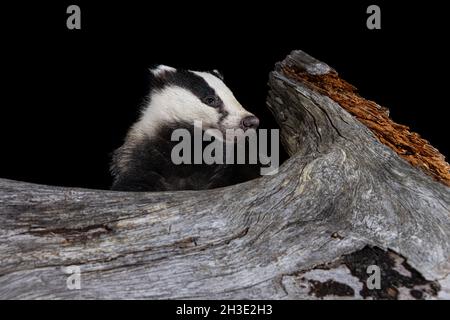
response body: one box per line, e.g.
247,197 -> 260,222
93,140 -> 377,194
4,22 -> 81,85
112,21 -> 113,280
192,71 -> 254,129
136,85 -> 220,138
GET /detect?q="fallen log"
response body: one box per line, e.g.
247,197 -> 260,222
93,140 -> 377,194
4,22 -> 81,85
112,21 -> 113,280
0,50 -> 449,299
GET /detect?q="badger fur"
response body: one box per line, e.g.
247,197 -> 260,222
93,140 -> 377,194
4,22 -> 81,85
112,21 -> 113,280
110,65 -> 260,191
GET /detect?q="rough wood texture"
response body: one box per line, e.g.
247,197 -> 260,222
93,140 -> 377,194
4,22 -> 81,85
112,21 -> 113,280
281,65 -> 450,187
1,50 -> 449,300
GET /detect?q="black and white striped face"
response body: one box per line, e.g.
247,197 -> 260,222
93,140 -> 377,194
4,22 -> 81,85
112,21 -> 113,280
137,65 -> 259,141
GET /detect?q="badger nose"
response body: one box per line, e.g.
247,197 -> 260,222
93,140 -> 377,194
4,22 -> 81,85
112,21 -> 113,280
240,115 -> 260,130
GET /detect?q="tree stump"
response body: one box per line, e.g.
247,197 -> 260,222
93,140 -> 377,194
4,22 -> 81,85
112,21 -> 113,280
1,50 -> 449,300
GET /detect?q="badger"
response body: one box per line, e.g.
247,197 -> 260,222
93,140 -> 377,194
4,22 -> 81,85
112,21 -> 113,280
110,65 -> 260,191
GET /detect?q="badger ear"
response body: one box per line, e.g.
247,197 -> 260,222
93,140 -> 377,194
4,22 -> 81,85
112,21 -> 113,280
150,65 -> 177,77
210,69 -> 224,80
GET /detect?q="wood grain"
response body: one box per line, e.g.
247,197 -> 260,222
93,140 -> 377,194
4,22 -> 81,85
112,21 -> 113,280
1,50 -> 449,299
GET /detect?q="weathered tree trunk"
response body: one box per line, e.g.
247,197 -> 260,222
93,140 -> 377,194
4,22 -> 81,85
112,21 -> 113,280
1,50 -> 449,300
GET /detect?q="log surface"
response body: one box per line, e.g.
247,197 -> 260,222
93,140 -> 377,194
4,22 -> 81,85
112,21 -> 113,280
0,50 -> 449,300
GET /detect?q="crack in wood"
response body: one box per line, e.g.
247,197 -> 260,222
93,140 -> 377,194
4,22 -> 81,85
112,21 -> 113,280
0,50 -> 448,299
281,64 -> 450,187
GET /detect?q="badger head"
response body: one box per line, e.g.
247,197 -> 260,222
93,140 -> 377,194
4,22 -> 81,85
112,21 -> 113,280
136,65 -> 259,142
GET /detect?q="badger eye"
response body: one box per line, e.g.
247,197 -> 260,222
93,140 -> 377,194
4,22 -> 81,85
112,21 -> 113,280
203,95 -> 220,107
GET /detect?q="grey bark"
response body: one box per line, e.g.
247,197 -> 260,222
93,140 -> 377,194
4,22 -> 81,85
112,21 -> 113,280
0,50 -> 449,300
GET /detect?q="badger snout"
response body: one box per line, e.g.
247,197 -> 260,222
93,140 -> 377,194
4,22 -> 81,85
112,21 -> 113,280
240,115 -> 260,131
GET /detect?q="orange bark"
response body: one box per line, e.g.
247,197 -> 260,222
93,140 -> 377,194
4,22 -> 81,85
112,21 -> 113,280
283,66 -> 450,187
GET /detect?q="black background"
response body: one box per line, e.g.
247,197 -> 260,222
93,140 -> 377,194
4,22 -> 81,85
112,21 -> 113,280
0,1 -> 448,190
1,299 -> 443,317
